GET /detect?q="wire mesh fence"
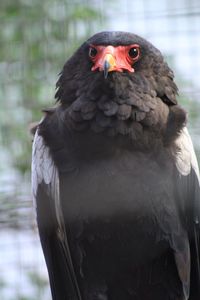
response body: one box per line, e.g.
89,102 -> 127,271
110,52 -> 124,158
0,0 -> 200,299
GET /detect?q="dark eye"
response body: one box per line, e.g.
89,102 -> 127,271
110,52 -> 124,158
128,47 -> 139,59
89,47 -> 97,58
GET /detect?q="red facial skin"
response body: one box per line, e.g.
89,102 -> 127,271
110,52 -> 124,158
89,44 -> 140,73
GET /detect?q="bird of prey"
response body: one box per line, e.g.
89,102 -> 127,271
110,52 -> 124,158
32,31 -> 200,300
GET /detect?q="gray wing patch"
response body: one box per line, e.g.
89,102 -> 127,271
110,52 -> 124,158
31,129 -> 59,210
31,129 -> 62,231
175,127 -> 200,183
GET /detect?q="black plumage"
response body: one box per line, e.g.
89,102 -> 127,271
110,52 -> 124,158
32,31 -> 200,300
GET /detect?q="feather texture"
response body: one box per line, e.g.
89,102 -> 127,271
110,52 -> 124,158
32,31 -> 200,300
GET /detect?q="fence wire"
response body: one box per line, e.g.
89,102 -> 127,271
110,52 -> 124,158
0,0 -> 200,299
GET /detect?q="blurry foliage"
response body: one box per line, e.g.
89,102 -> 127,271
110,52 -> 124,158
17,271 -> 49,300
0,270 -> 50,300
0,0 -> 105,174
28,271 -> 48,291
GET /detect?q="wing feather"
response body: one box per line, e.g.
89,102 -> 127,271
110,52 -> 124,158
174,127 -> 200,299
31,129 -> 82,300
175,127 -> 200,182
32,129 -> 59,207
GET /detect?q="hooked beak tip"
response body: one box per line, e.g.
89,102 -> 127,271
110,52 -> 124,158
104,60 -> 111,79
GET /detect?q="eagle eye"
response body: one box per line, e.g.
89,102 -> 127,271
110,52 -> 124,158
128,47 -> 140,59
89,46 -> 98,58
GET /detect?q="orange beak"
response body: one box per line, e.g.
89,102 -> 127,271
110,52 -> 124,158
103,53 -> 117,78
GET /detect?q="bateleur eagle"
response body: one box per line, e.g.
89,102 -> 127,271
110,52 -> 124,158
32,31 -> 200,300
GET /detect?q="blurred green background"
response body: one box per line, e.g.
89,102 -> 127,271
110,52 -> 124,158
0,0 -> 200,299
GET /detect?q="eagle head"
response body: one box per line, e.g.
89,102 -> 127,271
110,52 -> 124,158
53,31 -> 186,144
